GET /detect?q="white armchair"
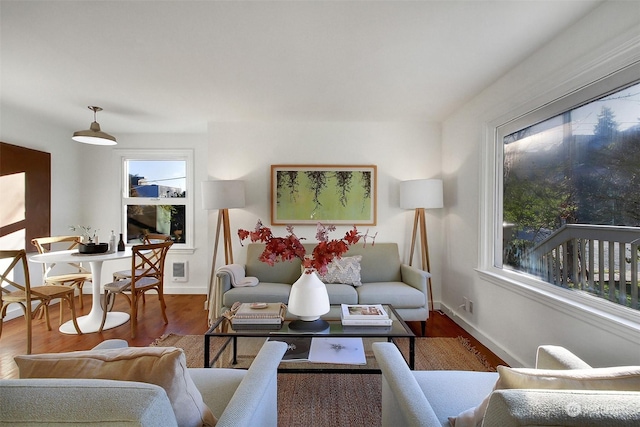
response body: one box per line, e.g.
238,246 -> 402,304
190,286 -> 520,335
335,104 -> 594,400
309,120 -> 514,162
1,339 -> 287,426
372,342 -> 640,427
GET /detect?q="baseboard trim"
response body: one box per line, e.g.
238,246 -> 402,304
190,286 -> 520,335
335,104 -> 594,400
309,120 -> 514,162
439,302 -> 524,367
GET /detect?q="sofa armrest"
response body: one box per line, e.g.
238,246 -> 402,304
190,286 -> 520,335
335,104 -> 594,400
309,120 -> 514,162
215,269 -> 235,294
400,263 -> 430,294
483,389 -> 640,426
535,345 -> 592,369
372,342 -> 440,427
214,268 -> 239,319
214,340 -> 287,427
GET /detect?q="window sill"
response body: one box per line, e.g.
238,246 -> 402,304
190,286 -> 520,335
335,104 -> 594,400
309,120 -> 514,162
168,245 -> 195,255
476,268 -> 640,342
124,244 -> 195,255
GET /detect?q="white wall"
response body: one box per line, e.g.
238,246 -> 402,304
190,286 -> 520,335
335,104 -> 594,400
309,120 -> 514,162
78,133 -> 210,294
442,1 -> 640,367
207,120 -> 443,298
1,105 -> 85,236
1,109 -> 441,316
1,105 -> 86,320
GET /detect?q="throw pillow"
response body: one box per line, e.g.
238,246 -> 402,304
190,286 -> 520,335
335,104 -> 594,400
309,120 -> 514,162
15,346 -> 217,427
319,255 -> 362,286
449,365 -> 640,427
496,365 -> 640,390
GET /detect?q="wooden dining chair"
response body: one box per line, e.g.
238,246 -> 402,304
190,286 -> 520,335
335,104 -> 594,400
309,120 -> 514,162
31,236 -> 92,309
99,240 -> 173,338
111,233 -> 172,282
0,250 -> 82,354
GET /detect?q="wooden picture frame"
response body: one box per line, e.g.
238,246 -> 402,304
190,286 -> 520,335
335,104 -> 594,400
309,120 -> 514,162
271,165 -> 377,225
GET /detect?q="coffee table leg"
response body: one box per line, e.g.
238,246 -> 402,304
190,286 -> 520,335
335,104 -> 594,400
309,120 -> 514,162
409,336 -> 415,369
232,336 -> 238,365
204,335 -> 210,368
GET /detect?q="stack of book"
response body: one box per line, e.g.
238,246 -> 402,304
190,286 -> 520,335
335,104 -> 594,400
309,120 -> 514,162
230,302 -> 286,328
340,304 -> 392,326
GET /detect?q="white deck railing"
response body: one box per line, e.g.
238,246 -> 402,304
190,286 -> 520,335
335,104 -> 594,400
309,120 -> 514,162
527,224 -> 640,309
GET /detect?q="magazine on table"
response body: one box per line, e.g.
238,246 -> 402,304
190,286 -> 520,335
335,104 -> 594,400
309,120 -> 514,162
341,318 -> 393,326
308,337 -> 366,365
268,337 -> 312,361
340,304 -> 389,320
268,337 -> 366,365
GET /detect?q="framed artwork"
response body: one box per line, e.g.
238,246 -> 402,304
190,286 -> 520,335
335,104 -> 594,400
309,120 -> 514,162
271,164 -> 377,225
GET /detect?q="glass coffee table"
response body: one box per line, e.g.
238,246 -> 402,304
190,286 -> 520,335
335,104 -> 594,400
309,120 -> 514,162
204,304 -> 415,373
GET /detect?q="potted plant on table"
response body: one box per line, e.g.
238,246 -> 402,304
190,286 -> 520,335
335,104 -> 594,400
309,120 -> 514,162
238,220 -> 375,329
69,225 -> 109,254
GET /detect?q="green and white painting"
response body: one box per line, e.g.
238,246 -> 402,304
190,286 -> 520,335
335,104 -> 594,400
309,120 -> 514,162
271,165 -> 377,225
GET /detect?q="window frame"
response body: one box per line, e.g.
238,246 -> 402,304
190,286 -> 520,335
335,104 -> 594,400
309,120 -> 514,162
479,60 -> 640,328
116,149 -> 194,251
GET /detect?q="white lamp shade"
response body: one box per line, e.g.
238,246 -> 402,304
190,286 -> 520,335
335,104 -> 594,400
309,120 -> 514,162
400,179 -> 443,209
201,180 -> 245,210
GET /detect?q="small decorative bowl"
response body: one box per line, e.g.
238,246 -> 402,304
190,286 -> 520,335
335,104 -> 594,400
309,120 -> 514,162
78,243 -> 109,254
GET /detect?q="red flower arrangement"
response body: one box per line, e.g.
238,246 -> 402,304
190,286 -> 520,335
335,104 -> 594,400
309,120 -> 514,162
238,220 -> 376,275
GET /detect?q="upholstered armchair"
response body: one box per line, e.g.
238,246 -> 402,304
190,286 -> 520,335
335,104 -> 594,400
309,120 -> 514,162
1,339 -> 287,426
372,342 -> 640,427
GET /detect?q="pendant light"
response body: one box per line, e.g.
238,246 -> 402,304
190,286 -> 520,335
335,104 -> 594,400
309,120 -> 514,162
72,106 -> 117,145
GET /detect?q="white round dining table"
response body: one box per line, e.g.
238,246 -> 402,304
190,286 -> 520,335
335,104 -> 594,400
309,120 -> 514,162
29,248 -> 133,334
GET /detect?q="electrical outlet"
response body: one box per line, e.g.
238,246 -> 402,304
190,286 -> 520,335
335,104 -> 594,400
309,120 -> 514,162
463,297 -> 468,312
469,300 -> 474,314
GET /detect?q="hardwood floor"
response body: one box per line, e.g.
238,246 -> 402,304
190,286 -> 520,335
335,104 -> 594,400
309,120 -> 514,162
1,294 -> 506,379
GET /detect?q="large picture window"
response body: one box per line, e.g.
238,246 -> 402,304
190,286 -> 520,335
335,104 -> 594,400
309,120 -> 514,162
119,150 -> 193,247
498,67 -> 640,311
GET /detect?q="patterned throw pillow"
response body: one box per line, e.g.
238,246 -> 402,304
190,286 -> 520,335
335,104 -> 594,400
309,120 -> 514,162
319,255 -> 363,287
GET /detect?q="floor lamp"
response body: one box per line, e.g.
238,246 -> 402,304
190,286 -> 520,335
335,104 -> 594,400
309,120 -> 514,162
202,180 -> 245,322
400,179 -> 443,312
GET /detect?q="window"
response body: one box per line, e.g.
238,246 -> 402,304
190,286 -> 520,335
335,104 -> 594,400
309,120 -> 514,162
496,63 -> 640,312
119,150 -> 193,248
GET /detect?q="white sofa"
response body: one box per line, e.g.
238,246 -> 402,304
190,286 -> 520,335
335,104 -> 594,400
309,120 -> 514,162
0,339 -> 287,426
373,342 -> 640,426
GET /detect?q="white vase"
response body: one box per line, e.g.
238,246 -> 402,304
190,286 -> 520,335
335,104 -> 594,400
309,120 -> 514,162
287,270 -> 330,321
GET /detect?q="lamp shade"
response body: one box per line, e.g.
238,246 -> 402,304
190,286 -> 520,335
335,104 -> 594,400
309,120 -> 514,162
72,121 -> 117,145
201,180 -> 245,210
400,179 -> 443,210
72,106 -> 117,145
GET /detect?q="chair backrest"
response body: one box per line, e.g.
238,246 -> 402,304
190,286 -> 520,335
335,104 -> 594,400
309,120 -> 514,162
31,236 -> 88,278
31,235 -> 82,253
136,234 -> 172,269
0,250 -> 31,304
130,241 -> 173,289
142,233 -> 172,244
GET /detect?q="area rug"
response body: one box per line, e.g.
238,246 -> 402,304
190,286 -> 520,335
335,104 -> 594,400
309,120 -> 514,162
151,334 -> 496,426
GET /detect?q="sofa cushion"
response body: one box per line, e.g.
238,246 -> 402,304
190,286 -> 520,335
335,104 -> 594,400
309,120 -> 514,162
325,283 -> 359,305
319,255 -> 362,286
0,378 -> 178,426
243,243 -> 406,283
450,365 -> 640,427
15,346 -> 217,427
343,243 -> 402,283
414,370 -> 498,427
223,282 -> 292,306
245,243 -> 302,284
357,282 -> 426,308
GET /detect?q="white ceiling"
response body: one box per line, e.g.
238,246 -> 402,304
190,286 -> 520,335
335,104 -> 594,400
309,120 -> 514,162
1,0 -> 603,135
